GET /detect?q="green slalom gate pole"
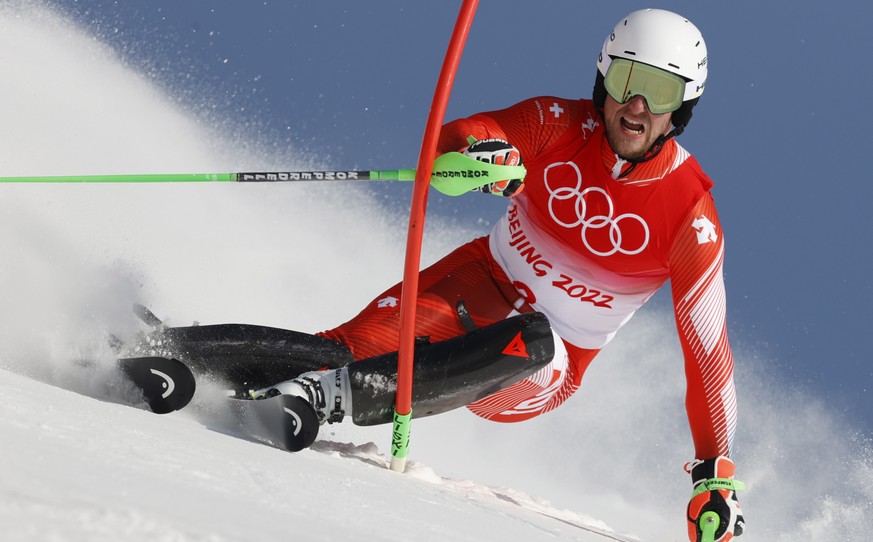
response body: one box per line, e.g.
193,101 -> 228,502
0,152 -> 523,197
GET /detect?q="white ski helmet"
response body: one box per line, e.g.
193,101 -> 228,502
593,8 -> 707,130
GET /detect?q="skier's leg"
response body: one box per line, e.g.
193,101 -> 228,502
467,339 -> 600,422
257,236 -> 555,427
318,236 -> 521,360
258,312 -> 555,426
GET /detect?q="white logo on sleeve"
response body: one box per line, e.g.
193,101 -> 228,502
377,296 -> 399,308
692,215 -> 718,244
581,114 -> 599,139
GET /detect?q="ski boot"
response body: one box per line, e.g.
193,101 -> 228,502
249,367 -> 352,451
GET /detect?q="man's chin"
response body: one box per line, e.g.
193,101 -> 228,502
613,145 -> 648,162
616,150 -> 646,162
606,133 -> 649,161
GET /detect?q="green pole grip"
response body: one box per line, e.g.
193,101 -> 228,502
428,152 -> 526,196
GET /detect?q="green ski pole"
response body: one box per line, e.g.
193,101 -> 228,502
0,152 -> 524,197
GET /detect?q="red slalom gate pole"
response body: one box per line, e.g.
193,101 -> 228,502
390,0 -> 479,473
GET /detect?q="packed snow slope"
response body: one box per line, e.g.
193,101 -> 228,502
1,4 -> 872,541
0,370 -> 635,542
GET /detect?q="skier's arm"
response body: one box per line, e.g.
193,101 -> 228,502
437,96 -> 577,159
436,98 -> 580,197
667,193 -> 737,460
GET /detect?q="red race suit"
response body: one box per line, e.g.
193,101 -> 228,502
321,97 -> 736,460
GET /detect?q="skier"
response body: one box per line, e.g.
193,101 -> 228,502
262,9 -> 744,541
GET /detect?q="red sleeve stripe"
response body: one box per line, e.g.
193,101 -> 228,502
683,244 -> 727,356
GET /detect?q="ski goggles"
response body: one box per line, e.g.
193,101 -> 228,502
603,57 -> 687,114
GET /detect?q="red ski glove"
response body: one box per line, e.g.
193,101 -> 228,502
686,456 -> 746,541
461,138 -> 524,197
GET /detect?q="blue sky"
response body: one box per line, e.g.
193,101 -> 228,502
48,0 -> 873,432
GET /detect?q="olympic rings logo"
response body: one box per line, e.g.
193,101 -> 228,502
544,161 -> 649,257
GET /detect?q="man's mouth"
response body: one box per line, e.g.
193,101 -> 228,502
620,117 -> 645,135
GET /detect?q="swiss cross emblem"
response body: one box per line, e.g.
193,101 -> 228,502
549,102 -> 564,118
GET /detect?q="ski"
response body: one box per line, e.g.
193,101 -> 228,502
123,307 -> 354,393
228,394 -> 319,452
116,356 -> 196,414
133,303 -> 165,329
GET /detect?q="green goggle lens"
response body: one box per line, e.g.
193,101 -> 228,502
603,58 -> 687,114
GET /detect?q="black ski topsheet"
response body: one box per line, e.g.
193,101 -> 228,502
126,323 -> 354,392
116,357 -> 196,414
348,312 -> 555,426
